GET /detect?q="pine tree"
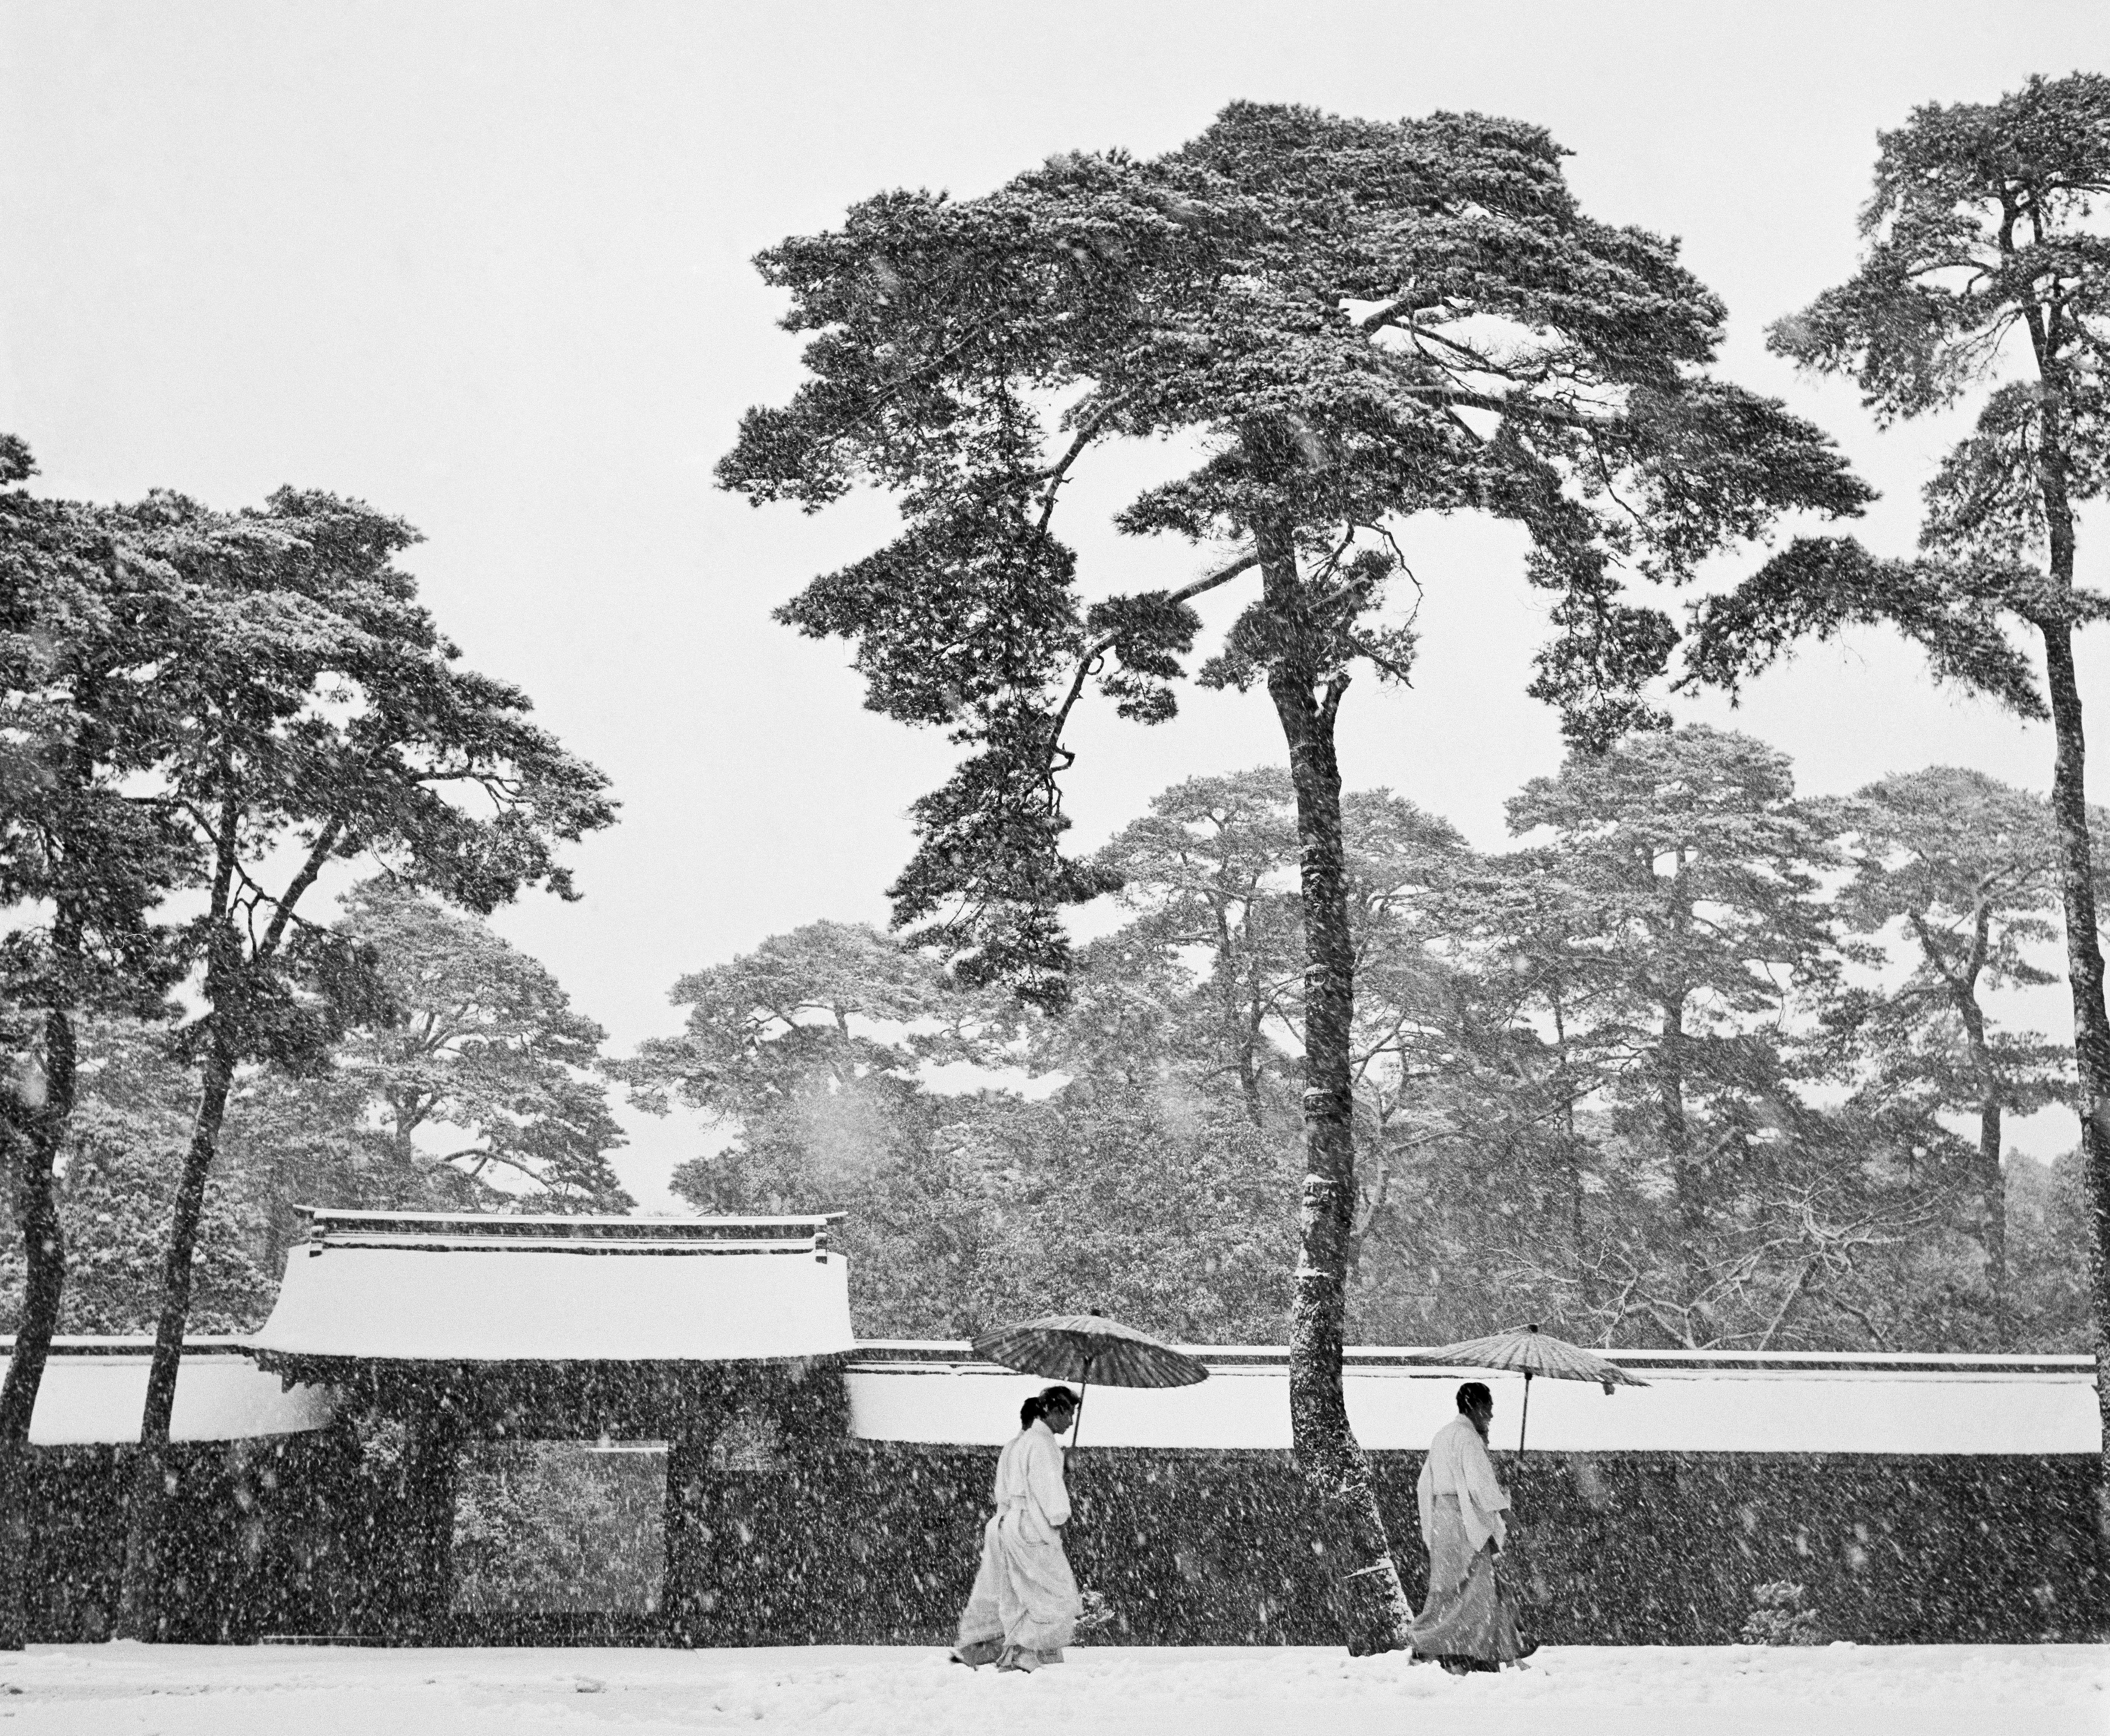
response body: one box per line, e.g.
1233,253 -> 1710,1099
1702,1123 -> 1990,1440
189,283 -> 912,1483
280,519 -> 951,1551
719,103 -> 1865,1650
0,443 -> 192,1648
1688,73 -> 2110,1522
109,487 -> 615,1637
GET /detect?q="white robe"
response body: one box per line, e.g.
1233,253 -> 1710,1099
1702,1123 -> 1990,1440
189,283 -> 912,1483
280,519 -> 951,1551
1416,1414 -> 1510,1556
993,1417 -> 1072,1542
954,1419 -> 1081,1660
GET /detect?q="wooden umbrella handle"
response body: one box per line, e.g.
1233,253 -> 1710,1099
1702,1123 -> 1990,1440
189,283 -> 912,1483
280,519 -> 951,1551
1072,1353 -> 1092,1459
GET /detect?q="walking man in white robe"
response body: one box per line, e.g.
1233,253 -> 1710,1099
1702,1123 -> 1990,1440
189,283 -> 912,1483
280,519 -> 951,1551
953,1385 -> 1083,1673
1411,1380 -> 1528,1672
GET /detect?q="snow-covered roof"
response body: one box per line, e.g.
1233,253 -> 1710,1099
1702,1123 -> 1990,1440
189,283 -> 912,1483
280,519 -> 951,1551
247,1209 -> 857,1364
844,1342 -> 2102,1456
0,1338 -> 336,1445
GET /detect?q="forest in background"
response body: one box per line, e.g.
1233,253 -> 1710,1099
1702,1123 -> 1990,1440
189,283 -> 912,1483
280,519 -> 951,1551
7,725 -> 2094,1353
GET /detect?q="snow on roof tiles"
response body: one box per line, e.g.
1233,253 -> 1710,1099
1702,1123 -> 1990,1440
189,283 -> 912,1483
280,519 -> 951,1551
246,1209 -> 857,1364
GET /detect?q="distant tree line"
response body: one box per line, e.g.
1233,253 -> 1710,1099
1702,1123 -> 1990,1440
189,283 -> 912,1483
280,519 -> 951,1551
628,732 -> 2096,1357
0,880 -> 634,1334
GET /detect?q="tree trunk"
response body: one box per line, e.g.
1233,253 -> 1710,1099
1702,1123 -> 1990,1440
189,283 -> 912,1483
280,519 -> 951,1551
115,1041 -> 236,1640
1956,996 -> 2007,1350
1216,908 -> 1266,1129
1927,903 -> 2008,1350
0,1005 -> 75,1651
1654,851 -> 1707,1335
1657,994 -> 1705,1335
2040,616 -> 2110,1547
1975,1097 -> 2009,1349
2022,345 -> 2110,1540
1259,522 -> 1412,1657
1551,995 -> 1592,1308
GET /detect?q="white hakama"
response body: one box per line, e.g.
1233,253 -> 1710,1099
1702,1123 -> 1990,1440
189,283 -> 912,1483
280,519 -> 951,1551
953,1418 -> 1082,1671
1409,1413 -> 1523,1668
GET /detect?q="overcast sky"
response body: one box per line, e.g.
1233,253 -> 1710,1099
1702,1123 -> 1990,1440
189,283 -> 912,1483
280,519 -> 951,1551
3,3 -> 2105,1207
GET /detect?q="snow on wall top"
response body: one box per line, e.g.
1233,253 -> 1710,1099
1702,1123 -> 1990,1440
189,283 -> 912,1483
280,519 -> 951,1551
246,1209 -> 858,1363
0,1339 -> 336,1445
844,1343 -> 2102,1456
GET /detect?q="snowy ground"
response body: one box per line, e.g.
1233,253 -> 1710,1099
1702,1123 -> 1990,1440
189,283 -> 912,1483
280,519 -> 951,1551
0,1643 -> 2102,1735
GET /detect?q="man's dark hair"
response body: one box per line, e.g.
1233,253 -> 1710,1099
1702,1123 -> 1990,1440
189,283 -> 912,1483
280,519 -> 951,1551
1457,1381 -> 1493,1414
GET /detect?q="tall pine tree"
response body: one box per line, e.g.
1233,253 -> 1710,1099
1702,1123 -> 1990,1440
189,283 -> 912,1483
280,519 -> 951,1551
1688,72 -> 2110,1524
109,487 -> 615,1637
719,103 -> 1865,1650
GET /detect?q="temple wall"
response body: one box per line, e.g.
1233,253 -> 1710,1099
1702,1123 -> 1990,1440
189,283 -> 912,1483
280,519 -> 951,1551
9,1341 -> 2104,1646
17,1434 -> 2103,1646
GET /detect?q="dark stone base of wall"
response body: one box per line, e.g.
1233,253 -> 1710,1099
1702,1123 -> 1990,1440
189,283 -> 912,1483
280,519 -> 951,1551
684,1444 -> 2107,1649
19,1436 -> 2106,1646
18,1433 -> 363,1644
